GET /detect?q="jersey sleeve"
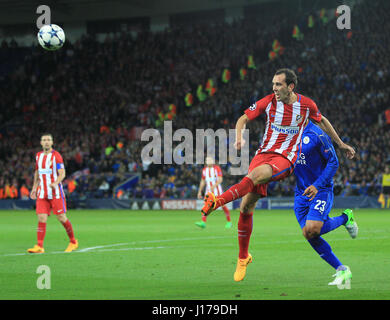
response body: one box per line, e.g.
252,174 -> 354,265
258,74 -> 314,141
306,97 -> 322,122
244,94 -> 273,120
55,152 -> 65,170
215,165 -> 223,177
312,134 -> 339,190
35,154 -> 39,170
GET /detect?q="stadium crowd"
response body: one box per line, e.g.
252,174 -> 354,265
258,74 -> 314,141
0,0 -> 389,200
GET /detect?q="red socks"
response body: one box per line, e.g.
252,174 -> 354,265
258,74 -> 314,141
238,212 -> 253,259
202,215 -> 207,222
62,219 -> 76,244
37,222 -> 46,247
215,177 -> 254,209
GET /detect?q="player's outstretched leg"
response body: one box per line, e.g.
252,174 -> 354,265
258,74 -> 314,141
343,209 -> 358,238
201,177 -> 255,216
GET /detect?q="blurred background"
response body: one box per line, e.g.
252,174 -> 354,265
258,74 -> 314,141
0,0 -> 389,209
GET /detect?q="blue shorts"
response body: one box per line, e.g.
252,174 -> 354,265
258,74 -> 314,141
294,190 -> 334,229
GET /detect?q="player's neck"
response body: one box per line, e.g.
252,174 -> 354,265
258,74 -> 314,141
43,148 -> 53,155
283,92 -> 297,105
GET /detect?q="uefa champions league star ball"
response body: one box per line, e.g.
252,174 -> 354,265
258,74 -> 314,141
37,24 -> 65,51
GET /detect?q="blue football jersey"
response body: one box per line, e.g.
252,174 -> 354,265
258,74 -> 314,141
294,121 -> 339,195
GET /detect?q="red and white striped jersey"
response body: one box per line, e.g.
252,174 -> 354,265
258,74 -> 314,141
35,150 -> 66,200
244,93 -> 322,165
202,165 -> 223,196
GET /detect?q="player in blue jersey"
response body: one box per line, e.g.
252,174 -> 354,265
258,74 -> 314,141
294,119 -> 358,286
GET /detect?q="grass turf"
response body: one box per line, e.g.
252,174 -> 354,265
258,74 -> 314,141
0,208 -> 389,300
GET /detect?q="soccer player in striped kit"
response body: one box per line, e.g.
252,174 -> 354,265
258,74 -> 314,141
196,157 -> 232,229
27,133 -> 78,253
201,69 -> 356,281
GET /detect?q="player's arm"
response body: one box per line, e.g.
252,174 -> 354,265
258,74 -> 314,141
234,114 -> 249,150
30,170 -> 39,200
303,135 -> 339,201
197,178 -> 206,199
49,168 -> 66,188
312,115 -> 355,159
236,95 -> 271,150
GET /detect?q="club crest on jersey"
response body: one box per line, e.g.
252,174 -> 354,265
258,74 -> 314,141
303,136 -> 310,144
296,114 -> 303,124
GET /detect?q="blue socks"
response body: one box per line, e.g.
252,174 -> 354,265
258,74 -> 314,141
308,236 -> 343,269
320,214 -> 348,235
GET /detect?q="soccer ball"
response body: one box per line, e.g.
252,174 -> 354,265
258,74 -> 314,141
37,24 -> 65,51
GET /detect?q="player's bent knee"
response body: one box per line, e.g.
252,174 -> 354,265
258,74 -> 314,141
240,202 -> 254,214
247,165 -> 273,185
57,213 -> 67,223
37,214 -> 48,223
304,227 -> 320,240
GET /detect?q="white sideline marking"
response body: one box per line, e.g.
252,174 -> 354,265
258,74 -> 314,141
2,236 -> 232,257
2,235 -> 389,257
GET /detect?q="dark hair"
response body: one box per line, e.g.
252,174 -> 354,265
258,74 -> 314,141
41,133 -> 53,140
275,68 -> 298,90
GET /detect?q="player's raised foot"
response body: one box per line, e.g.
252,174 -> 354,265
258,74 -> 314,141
225,222 -> 232,229
201,192 -> 216,216
328,265 -> 352,286
27,245 -> 44,254
343,209 -> 358,239
65,239 -> 78,252
195,221 -> 206,229
234,253 -> 252,282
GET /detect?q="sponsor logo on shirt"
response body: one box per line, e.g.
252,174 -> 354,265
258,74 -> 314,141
271,123 -> 299,135
38,169 -> 52,174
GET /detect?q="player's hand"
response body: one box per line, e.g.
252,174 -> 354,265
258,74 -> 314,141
234,139 -> 245,150
303,185 -> 318,201
30,189 -> 37,200
49,182 -> 58,188
340,142 -> 355,159
197,192 -> 203,199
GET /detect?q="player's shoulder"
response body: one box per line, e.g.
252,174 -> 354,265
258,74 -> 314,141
35,151 -> 41,161
52,150 -> 64,159
214,164 -> 222,171
259,93 -> 275,104
297,93 -> 317,107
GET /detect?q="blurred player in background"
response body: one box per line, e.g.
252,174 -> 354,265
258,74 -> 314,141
28,133 -> 78,253
294,119 -> 358,287
196,157 -> 232,229
201,68 -> 356,281
379,166 -> 390,208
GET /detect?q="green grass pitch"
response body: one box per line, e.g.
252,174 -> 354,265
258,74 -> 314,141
0,208 -> 389,300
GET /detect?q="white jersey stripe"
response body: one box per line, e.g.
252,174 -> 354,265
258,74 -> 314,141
274,103 -> 301,154
262,101 -> 284,152
38,153 -> 45,199
45,153 -> 53,199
